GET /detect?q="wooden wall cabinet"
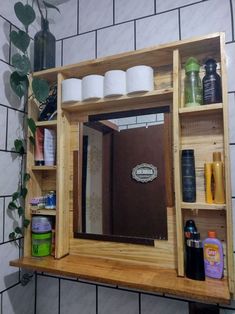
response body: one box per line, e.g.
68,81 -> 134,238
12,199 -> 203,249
11,32 -> 234,304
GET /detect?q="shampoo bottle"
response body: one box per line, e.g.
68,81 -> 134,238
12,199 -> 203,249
203,231 -> 223,279
212,152 -> 225,204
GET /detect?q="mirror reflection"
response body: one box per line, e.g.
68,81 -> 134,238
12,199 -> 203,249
76,108 -> 173,243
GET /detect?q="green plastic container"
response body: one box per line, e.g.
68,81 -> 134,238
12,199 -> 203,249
32,232 -> 52,257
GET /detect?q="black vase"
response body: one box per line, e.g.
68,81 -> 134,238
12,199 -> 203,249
34,18 -> 56,72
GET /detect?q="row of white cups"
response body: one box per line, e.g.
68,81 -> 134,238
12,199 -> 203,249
61,65 -> 154,103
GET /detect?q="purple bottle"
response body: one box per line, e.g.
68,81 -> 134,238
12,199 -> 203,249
203,231 -> 224,279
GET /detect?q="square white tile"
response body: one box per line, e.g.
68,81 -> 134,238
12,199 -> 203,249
155,0 -> 202,13
180,0 -> 232,42
56,41 -> 62,67
4,196 -> 22,243
2,277 -> 35,314
228,93 -> 235,143
7,109 -> 24,151
141,294 -> 188,314
226,43 -> 235,93
115,0 -> 155,23
79,0 -> 113,33
0,0 -> 22,29
0,17 -> 10,63
60,280 -> 96,314
98,287 -> 138,314
36,276 -> 59,314
137,114 -> 157,124
136,11 -> 179,49
230,145 -> 235,197
0,198 -> 3,243
0,106 -> 7,150
63,32 -> 95,66
0,241 -> 19,291
97,22 -> 134,58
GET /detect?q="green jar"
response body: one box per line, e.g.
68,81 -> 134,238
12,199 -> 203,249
32,232 -> 52,257
184,57 -> 202,107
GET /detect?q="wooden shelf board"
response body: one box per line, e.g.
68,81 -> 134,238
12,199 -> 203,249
32,166 -> 57,171
181,202 -> 226,210
35,120 -> 57,128
10,255 -> 230,304
179,103 -> 223,115
61,89 -> 173,114
31,208 -> 56,216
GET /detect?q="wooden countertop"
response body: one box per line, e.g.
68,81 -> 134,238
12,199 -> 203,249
10,254 -> 230,304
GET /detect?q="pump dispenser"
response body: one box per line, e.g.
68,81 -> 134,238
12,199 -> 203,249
212,152 -> 225,204
184,57 -> 202,107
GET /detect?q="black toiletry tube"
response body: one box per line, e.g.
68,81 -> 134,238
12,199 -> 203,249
181,149 -> 196,202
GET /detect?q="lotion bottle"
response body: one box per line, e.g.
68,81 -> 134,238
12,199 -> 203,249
212,152 -> 225,204
203,231 -> 223,279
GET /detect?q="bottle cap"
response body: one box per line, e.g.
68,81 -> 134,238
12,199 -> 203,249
205,58 -> 217,70
182,149 -> 194,157
208,231 -> 216,238
213,152 -> 222,162
185,57 -> 200,73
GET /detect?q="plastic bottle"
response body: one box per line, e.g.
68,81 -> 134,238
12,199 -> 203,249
181,149 -> 196,202
186,232 -> 205,281
203,231 -> 223,279
204,163 -> 213,204
212,152 -> 225,204
184,220 -> 197,243
203,58 -> 222,105
184,57 -> 202,107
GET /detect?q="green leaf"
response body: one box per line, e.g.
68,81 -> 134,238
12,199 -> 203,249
14,2 -> 36,28
29,135 -> 35,145
32,77 -> 50,102
15,226 -> 22,234
10,71 -> 29,99
9,232 -> 16,240
8,201 -> 18,210
12,53 -> 31,76
23,219 -> 30,228
10,30 -> 30,53
21,187 -> 28,199
14,139 -> 25,155
43,1 -> 60,13
18,206 -> 24,217
23,173 -> 31,183
12,192 -> 20,201
27,118 -> 36,136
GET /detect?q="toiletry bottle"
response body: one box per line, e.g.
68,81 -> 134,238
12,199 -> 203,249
184,220 -> 197,243
34,127 -> 44,166
186,232 -> 205,281
181,149 -> 196,202
203,231 -> 223,279
212,152 -> 225,204
203,58 -> 222,105
204,163 -> 213,204
184,57 -> 202,107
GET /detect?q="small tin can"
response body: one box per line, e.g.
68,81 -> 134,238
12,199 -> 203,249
45,191 -> 56,209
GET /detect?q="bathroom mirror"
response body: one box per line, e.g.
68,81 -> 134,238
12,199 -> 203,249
73,106 -> 173,245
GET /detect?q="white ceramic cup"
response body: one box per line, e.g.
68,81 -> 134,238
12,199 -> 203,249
61,78 -> 82,103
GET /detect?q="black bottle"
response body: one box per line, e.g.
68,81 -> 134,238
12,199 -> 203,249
202,58 -> 222,105
181,150 -> 196,202
186,232 -> 205,281
34,18 -> 56,72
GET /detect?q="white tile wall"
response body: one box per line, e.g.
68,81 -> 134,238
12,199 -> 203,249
0,198 -> 3,243
79,0 -> 113,33
98,287 -> 139,314
7,109 -> 24,151
0,106 -> 7,149
97,22 -> 134,58
63,32 -> 96,66
56,41 -> 62,67
36,276 -> 59,314
136,10 -> 179,49
181,0 -> 232,42
230,146 -> 235,197
0,152 -> 21,196
141,294 -> 188,314
60,280 -> 96,314
2,278 -> 35,314
0,0 -> 21,29
0,242 -> 19,291
228,94 -> 235,143
155,0 -> 202,13
137,114 -> 157,124
226,42 -> 235,92
4,197 -> 22,243
115,0 -> 155,23
0,17 -> 10,63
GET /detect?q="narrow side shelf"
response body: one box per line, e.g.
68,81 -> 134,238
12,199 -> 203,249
181,202 -> 226,210
35,120 -> 57,128
10,255 -> 230,304
32,166 -> 57,171
61,88 -> 173,114
179,103 -> 223,115
31,208 -> 56,216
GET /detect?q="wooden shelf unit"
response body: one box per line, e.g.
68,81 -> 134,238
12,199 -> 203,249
13,32 -> 233,302
31,208 -> 56,216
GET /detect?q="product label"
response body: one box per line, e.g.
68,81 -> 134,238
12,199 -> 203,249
204,243 -> 220,265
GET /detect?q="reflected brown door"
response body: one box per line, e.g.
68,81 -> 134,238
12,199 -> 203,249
111,123 -> 168,239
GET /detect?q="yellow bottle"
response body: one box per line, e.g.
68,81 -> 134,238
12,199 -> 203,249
204,163 -> 213,203
212,152 -> 225,204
